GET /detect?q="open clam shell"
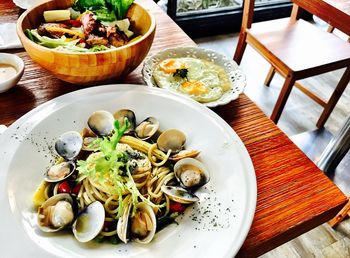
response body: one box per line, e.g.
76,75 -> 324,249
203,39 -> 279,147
174,158 -> 210,189
44,161 -> 76,183
117,202 -> 157,244
117,202 -> 133,243
114,109 -> 136,134
88,110 -> 115,137
135,117 -> 159,140
37,193 -> 74,233
161,185 -> 199,204
131,203 -> 157,244
81,136 -> 99,152
72,201 -> 105,243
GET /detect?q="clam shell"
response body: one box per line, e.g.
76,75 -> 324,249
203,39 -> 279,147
161,185 -> 199,204
55,131 -> 83,160
114,109 -> 136,134
117,202 -> 133,243
132,203 -> 157,244
88,110 -> 115,137
174,158 -> 210,189
44,161 -> 76,183
81,136 -> 99,151
171,150 -> 200,161
135,117 -> 159,140
157,129 -> 186,154
72,201 -> 105,243
37,193 -> 74,233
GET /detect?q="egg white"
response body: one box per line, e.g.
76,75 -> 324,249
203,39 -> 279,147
152,57 -> 232,103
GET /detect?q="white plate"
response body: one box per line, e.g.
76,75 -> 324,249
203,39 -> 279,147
142,47 -> 246,108
0,85 -> 256,257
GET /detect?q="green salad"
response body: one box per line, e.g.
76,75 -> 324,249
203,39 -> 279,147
25,0 -> 141,52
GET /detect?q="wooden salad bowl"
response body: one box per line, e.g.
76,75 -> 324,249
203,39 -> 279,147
16,0 -> 156,85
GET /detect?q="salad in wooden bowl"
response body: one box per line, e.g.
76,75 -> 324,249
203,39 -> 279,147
17,0 -> 156,85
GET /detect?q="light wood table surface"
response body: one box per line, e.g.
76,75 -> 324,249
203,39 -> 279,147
0,0 -> 347,257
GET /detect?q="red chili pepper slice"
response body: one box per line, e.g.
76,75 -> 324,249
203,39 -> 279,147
71,183 -> 81,195
62,20 -> 82,27
169,201 -> 187,213
58,181 -> 71,193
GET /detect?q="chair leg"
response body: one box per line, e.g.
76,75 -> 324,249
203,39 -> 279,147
327,25 -> 335,33
316,66 -> 350,128
233,31 -> 247,65
264,66 -> 275,86
270,74 -> 296,124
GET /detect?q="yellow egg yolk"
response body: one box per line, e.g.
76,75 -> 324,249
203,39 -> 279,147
181,81 -> 208,95
159,59 -> 186,74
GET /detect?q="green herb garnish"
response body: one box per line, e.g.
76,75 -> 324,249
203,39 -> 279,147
173,68 -> 188,79
76,118 -> 165,218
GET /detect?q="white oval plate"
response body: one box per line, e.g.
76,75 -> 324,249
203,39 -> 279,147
0,85 -> 256,258
142,47 -> 246,108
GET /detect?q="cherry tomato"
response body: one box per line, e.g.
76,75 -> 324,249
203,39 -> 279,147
169,201 -> 187,213
58,181 -> 71,193
71,183 -> 81,195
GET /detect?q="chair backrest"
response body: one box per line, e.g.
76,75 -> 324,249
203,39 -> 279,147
241,0 -> 302,30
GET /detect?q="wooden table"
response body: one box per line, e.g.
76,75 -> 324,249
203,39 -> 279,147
0,0 -> 347,257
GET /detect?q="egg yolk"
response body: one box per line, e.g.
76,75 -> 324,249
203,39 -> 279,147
181,81 -> 208,95
159,59 -> 186,74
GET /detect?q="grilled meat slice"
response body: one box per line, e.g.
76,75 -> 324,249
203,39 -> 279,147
81,12 -> 96,36
108,31 -> 128,47
86,34 -> 109,46
37,23 -> 69,38
106,26 -> 116,38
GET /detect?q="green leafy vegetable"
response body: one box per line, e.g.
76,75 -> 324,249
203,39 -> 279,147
173,68 -> 188,79
74,0 -> 134,20
25,29 -> 35,42
107,0 -> 133,20
26,29 -> 111,53
88,45 -> 110,52
93,7 -> 117,21
156,216 -> 178,232
108,235 -> 121,244
94,235 -> 105,243
29,29 -> 80,48
74,0 -> 106,11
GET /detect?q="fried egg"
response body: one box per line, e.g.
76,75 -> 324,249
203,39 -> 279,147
152,57 -> 232,103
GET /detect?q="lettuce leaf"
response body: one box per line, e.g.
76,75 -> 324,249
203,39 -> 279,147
29,29 -> 80,48
74,0 -> 134,20
93,7 -> 117,21
74,0 -> 106,11
107,0 -> 133,20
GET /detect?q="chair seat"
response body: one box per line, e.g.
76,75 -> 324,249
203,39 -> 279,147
248,18 -> 350,73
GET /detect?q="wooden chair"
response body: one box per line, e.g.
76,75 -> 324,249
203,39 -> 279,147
234,1 -> 350,128
327,25 -> 350,42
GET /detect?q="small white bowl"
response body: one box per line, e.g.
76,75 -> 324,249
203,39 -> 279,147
0,53 -> 24,93
13,0 -> 45,9
142,46 -> 246,108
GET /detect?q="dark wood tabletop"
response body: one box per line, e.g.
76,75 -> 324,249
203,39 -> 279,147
0,0 -> 347,257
